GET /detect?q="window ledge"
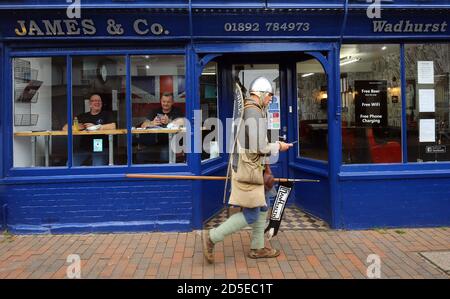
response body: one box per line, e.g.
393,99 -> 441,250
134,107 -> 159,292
339,168 -> 450,181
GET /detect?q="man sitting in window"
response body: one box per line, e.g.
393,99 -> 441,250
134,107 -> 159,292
137,92 -> 184,163
140,92 -> 183,129
63,94 -> 116,166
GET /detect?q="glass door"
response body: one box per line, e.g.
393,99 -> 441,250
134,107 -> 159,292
231,63 -> 287,179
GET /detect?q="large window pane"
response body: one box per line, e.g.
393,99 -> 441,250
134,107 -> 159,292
131,55 -> 186,164
200,62 -> 219,161
297,58 -> 328,161
13,57 -> 67,167
71,56 -> 126,166
405,44 -> 450,162
340,44 -> 402,164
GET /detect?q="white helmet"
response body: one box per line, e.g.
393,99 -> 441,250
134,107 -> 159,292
249,77 -> 274,95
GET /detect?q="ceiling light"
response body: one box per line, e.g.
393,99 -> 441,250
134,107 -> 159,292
340,56 -> 361,66
301,73 -> 314,77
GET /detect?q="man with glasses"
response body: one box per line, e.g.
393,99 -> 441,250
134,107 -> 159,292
63,94 -> 116,166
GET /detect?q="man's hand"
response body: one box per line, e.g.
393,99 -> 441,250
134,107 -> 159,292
152,116 -> 162,126
278,141 -> 293,152
84,123 -> 95,128
160,114 -> 169,125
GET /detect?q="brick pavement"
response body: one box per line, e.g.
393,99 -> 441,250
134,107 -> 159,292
0,228 -> 449,279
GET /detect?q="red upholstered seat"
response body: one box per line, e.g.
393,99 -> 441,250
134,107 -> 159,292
366,128 -> 401,163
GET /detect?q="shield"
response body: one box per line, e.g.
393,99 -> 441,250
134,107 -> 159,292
223,82 -> 245,207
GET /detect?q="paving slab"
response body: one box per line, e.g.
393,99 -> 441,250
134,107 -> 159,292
420,251 -> 450,273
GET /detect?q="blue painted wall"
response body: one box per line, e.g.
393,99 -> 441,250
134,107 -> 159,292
290,166 -> 331,225
201,168 -> 228,223
4,179 -> 193,234
339,177 -> 450,229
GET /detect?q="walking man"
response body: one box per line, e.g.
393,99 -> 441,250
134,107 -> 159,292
202,77 -> 292,263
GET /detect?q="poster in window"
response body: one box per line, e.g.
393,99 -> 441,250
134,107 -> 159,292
355,80 -> 387,127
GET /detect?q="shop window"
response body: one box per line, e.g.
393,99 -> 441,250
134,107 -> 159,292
70,56 -> 126,166
200,62 -> 219,161
13,57 -> 67,167
405,44 -> 450,162
297,58 -> 328,161
130,55 -> 186,164
340,44 -> 402,164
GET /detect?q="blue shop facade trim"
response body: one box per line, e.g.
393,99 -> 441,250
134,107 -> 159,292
0,1 -> 449,234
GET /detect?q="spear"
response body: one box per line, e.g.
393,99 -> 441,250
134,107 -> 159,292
125,174 -> 319,183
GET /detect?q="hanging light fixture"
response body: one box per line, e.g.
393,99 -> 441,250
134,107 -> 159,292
340,56 -> 361,66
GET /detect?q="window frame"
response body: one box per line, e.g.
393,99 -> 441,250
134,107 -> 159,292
199,61 -> 221,164
5,47 -> 194,177
295,57 -> 329,163
339,43 -> 404,165
403,42 -> 450,164
4,42 -> 450,179
290,51 -> 331,178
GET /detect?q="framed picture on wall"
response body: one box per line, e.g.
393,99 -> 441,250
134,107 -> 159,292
406,79 -> 416,110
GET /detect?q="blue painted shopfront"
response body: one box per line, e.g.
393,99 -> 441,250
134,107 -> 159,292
0,1 -> 449,234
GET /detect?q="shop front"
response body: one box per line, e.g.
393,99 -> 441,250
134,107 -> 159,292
0,1 -> 449,234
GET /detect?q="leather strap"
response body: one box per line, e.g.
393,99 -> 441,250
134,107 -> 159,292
243,102 -> 263,112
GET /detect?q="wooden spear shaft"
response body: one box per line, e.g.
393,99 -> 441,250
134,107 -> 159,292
126,174 -> 319,183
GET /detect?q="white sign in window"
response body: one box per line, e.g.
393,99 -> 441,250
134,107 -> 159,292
419,119 -> 436,143
418,89 -> 435,113
418,61 -> 434,84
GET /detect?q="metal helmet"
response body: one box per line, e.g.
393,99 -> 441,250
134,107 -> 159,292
249,77 -> 274,96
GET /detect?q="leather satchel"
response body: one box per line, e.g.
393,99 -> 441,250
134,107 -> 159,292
263,164 -> 275,191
